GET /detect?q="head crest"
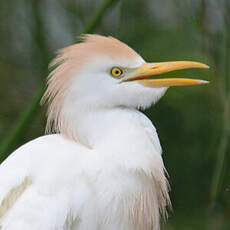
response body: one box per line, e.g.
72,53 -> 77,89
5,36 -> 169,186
41,34 -> 140,139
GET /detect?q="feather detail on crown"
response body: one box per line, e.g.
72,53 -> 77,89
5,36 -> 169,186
41,34 -> 140,139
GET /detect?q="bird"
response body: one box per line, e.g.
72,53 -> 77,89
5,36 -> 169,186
0,34 -> 208,230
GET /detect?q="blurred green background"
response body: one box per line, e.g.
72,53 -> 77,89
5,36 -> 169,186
0,0 -> 229,229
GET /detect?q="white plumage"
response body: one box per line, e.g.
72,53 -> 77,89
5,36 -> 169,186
0,34 -> 208,230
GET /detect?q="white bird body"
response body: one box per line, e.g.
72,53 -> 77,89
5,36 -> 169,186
0,109 -> 167,230
0,35 -> 208,229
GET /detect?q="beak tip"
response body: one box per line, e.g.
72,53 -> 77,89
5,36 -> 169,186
200,80 -> 209,84
203,64 -> 210,69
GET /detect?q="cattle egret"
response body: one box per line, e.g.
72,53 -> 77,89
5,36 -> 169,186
0,34 -> 208,230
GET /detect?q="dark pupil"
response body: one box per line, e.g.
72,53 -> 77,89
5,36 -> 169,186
115,70 -> 120,75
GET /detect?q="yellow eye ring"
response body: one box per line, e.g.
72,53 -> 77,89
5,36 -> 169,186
111,67 -> 123,78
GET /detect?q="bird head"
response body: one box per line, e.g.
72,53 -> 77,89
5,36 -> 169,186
42,34 -> 208,139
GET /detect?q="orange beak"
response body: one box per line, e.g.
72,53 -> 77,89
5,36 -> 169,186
122,61 -> 209,87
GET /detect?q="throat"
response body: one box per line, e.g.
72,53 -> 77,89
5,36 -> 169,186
64,107 -> 162,155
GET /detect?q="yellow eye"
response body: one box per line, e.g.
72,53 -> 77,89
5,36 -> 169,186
111,67 -> 123,78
